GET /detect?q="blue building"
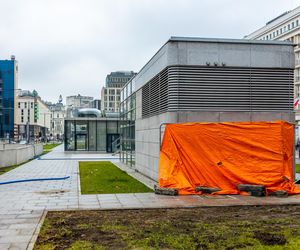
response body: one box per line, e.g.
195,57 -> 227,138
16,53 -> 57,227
0,56 -> 18,139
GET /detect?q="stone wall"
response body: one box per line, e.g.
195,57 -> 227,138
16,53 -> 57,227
0,144 -> 43,168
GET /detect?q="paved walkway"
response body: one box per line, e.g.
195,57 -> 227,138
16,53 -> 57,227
1,145 -> 300,249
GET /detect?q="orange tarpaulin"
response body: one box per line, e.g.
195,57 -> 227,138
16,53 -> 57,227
158,121 -> 300,195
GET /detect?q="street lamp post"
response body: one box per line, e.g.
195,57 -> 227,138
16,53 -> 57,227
40,112 -> 51,142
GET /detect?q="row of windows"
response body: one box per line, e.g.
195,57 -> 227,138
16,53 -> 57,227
104,96 -> 121,101
104,89 -> 121,95
108,77 -> 131,83
21,115 -> 30,123
103,101 -> 120,108
262,19 -> 299,40
18,102 -> 34,109
20,109 -> 30,115
107,83 -> 125,88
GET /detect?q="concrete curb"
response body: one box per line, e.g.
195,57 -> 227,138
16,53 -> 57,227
27,210 -> 47,250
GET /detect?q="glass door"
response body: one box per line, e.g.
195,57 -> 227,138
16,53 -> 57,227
107,134 -> 120,153
76,134 -> 87,151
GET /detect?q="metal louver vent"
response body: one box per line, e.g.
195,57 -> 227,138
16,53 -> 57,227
142,65 -> 293,118
142,68 -> 168,117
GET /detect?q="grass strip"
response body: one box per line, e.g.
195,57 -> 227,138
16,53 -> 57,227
43,143 -> 61,154
296,164 -> 300,173
79,161 -> 152,194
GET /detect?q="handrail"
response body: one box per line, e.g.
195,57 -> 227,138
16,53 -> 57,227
159,123 -> 174,149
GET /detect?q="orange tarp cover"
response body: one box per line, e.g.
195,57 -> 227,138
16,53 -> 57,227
159,121 -> 300,195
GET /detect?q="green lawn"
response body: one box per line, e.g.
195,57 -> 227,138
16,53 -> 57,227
297,164 -> 300,173
43,143 -> 61,154
79,161 -> 153,194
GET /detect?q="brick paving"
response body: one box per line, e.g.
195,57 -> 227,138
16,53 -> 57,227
0,144 -> 300,249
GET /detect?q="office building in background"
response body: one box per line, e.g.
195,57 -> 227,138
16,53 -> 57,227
0,56 -> 18,140
245,6 -> 300,125
101,71 -> 136,113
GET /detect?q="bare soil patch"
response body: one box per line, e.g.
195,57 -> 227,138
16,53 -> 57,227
34,205 -> 300,250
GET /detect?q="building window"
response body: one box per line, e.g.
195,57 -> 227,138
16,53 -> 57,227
288,24 -> 291,30
297,20 -> 299,26
21,109 -> 24,115
292,22 -> 295,28
31,102 -> 33,108
4,114 -> 9,124
296,85 -> 300,97
18,102 -> 20,108
25,102 -> 27,108
21,116 -> 24,123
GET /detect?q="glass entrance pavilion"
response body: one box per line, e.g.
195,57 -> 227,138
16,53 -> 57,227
64,118 -> 120,152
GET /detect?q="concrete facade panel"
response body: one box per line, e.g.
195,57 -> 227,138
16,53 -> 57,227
135,46 -> 168,90
251,112 -> 284,122
134,38 -> 294,91
135,90 -> 142,120
178,111 -> 220,123
219,112 -> 251,122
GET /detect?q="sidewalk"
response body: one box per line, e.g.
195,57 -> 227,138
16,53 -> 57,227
0,145 -> 300,249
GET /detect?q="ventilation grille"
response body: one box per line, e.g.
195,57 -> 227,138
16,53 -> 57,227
142,66 -> 293,118
142,68 -> 168,117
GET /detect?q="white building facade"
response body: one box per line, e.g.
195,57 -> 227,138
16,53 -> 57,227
244,6 -> 300,123
47,103 -> 66,139
16,91 -> 51,141
101,87 -> 121,112
66,94 -> 93,117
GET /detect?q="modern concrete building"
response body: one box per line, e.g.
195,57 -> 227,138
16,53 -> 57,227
16,90 -> 51,141
120,37 -> 294,181
101,71 -> 136,113
0,56 -> 18,140
244,6 -> 300,126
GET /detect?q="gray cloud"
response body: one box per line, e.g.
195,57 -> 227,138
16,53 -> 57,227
0,0 -> 299,103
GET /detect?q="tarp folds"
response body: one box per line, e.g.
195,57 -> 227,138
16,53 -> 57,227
158,121 -> 300,195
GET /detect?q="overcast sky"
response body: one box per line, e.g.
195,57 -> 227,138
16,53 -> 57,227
1,0 -> 300,103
